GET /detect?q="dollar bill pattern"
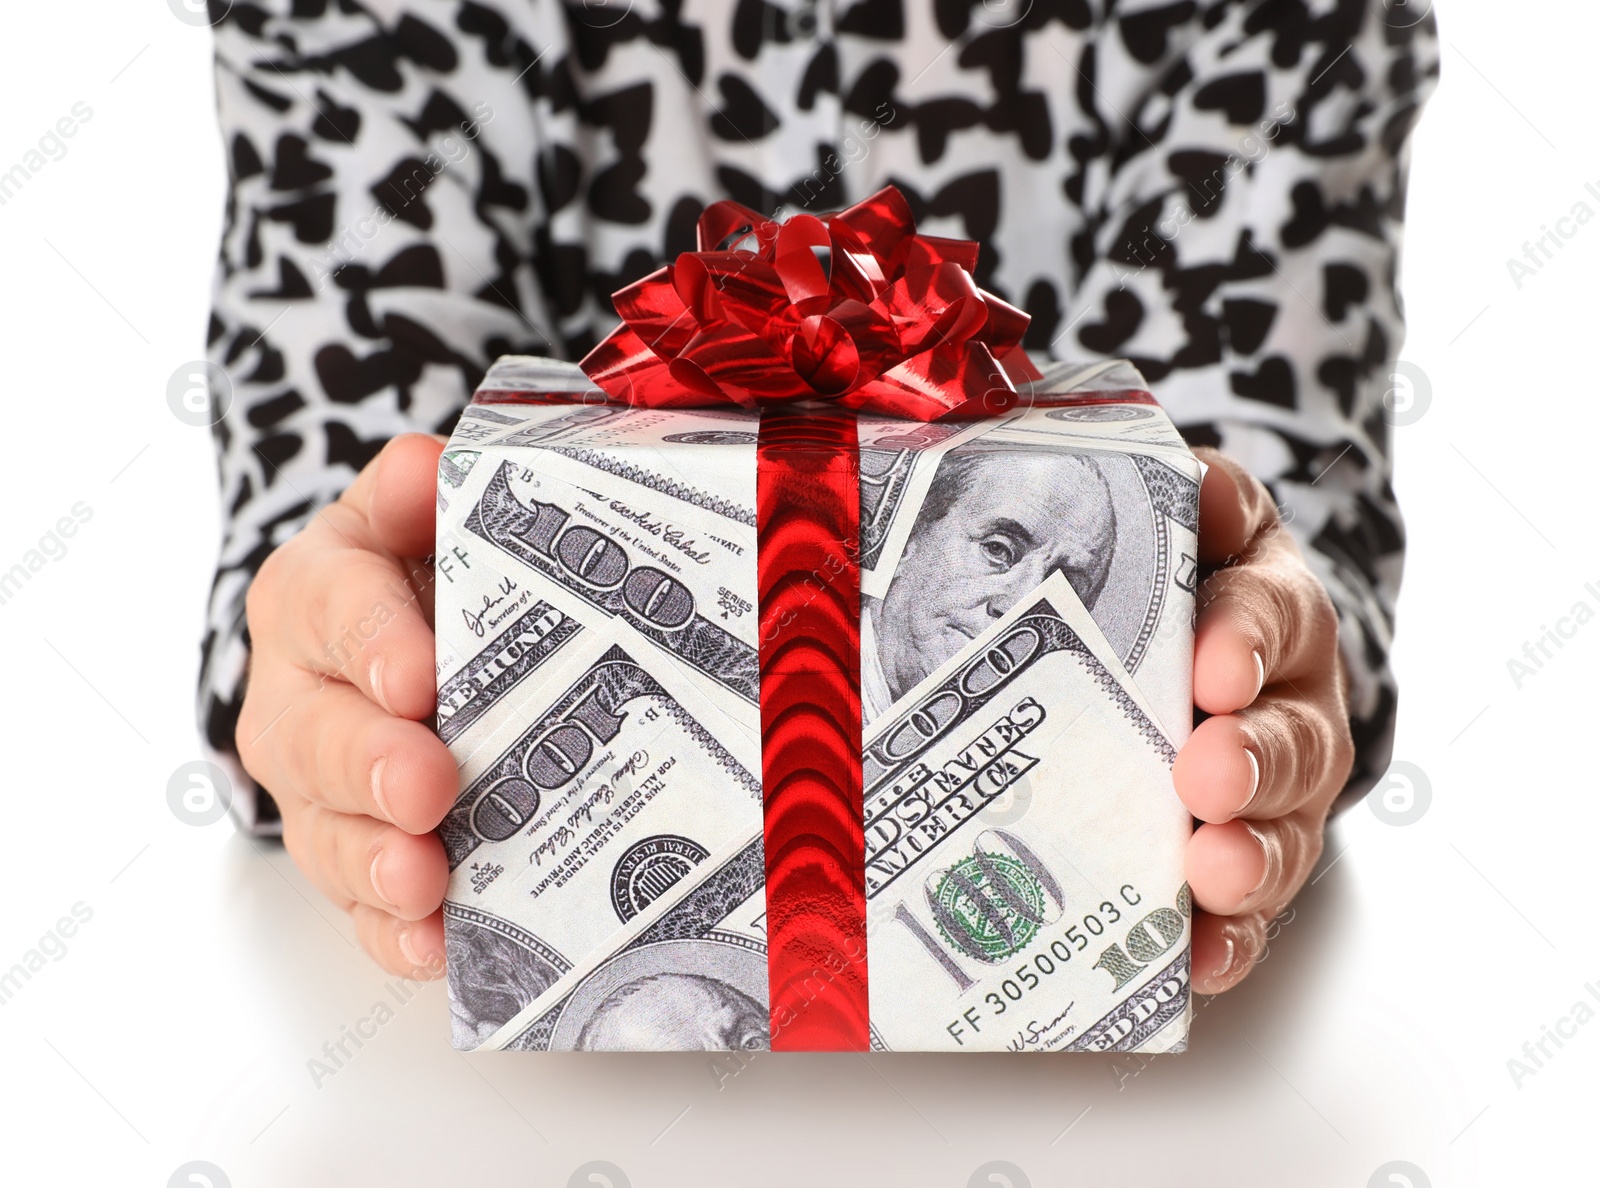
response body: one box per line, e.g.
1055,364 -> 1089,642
439,642 -> 760,870
504,839 -> 770,1051
440,632 -> 766,1050
861,598 -> 1176,900
858,577 -> 1190,1053
465,461 -> 761,704
435,598 -> 584,746
439,360 -> 1196,1052
857,419 -> 985,577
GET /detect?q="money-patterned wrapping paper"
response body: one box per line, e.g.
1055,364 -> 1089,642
436,355 -> 1200,1054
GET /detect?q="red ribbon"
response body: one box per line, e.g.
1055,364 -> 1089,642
577,185 -> 1043,422
755,408 -> 868,1050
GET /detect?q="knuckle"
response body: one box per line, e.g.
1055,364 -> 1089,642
1304,575 -> 1339,642
1303,825 -> 1326,873
280,808 -> 312,872
235,694 -> 271,776
1240,913 -> 1272,966
309,704 -> 350,805
285,805 -> 359,912
321,557 -> 412,668
244,557 -> 278,632
1329,720 -> 1357,786
1241,471 -> 1279,525
331,818 -> 369,887
1291,813 -> 1324,873
1257,699 -> 1322,799
1264,578 -> 1305,666
302,574 -> 337,664
1216,454 -> 1279,539
1276,826 -> 1323,916
1217,912 -> 1269,974
1231,566 -> 1301,666
303,803 -> 336,872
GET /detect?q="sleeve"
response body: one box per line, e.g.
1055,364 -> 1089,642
1063,1 -> 1441,802
195,1 -> 557,834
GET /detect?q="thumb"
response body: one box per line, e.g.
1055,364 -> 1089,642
367,433 -> 445,560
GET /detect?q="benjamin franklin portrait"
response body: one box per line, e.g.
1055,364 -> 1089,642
862,446 -> 1116,722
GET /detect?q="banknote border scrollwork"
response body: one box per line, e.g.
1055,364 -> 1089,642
1130,453 -> 1200,534
1122,510 -> 1170,677
548,446 -> 757,527
443,900 -> 574,978
856,446 -> 919,573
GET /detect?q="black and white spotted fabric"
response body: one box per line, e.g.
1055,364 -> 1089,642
198,0 -> 1439,833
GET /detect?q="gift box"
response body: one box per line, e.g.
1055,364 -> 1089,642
434,189 -> 1200,1053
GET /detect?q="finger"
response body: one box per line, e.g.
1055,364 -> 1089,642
280,798 -> 448,921
348,435 -> 440,637
1192,537 -> 1339,713
1173,693 -> 1353,824
351,904 -> 447,981
264,538 -> 437,720
1185,810 -> 1324,919
1190,909 -> 1272,995
1193,447 -> 1282,566
343,433 -> 445,560
237,664 -> 457,834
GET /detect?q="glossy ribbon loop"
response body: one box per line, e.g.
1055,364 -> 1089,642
578,185 -> 1043,421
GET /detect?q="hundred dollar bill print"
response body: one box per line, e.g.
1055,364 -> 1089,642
445,900 -> 572,1050
434,589 -> 584,748
440,620 -> 767,1050
489,406 -> 762,525
503,837 -> 773,1051
859,420 -> 1200,738
465,454 -> 762,706
861,572 -> 1191,1053
438,357 -> 1197,1052
857,416 -> 992,581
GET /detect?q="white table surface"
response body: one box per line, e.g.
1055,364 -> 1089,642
1,2 -> 1594,1184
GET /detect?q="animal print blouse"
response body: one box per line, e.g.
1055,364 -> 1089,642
197,0 -> 1439,832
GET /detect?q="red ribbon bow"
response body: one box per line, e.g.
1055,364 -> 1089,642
578,186 -> 1043,421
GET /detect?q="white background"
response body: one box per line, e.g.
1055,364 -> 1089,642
0,2 -> 1592,1185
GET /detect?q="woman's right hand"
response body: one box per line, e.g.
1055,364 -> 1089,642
237,434 -> 455,978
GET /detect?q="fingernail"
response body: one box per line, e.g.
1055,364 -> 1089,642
369,849 -> 398,910
1236,746 -> 1261,817
1251,649 -> 1265,700
1242,821 -> 1281,904
369,655 -> 393,714
398,927 -> 442,978
370,756 -> 393,822
1211,933 -> 1237,981
1212,920 -> 1255,984
398,926 -> 426,971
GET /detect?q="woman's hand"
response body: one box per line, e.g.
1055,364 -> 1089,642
237,434 -> 453,978
1173,447 -> 1355,994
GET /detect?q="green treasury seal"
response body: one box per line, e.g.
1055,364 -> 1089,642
931,852 -> 1048,963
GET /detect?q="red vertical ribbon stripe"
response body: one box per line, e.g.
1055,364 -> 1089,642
756,407 -> 870,1051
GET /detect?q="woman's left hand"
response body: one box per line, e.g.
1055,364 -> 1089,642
1173,447 -> 1355,994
